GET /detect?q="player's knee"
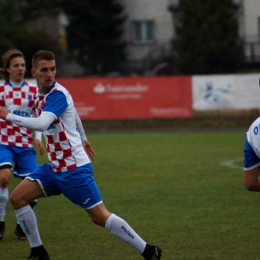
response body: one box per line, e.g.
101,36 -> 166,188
0,174 -> 10,188
9,192 -> 16,205
89,210 -> 110,227
90,215 -> 106,227
87,204 -> 111,227
9,191 -> 21,208
244,179 -> 257,191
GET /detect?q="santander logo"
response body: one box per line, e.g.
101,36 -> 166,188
93,83 -> 106,94
93,82 -> 148,94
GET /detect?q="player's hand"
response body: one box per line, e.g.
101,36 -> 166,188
35,139 -> 45,155
0,107 -> 11,119
82,140 -> 96,161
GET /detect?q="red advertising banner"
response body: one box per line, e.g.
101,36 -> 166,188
56,76 -> 192,119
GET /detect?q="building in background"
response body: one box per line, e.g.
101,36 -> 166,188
26,0 -> 260,76
120,0 -> 174,75
121,0 -> 260,74
238,0 -> 260,64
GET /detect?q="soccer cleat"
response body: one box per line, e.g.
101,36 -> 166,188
150,245 -> 162,260
0,221 -> 5,240
27,253 -> 50,260
14,223 -> 27,240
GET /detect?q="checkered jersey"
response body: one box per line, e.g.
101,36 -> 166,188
34,81 -> 90,172
0,81 -> 37,147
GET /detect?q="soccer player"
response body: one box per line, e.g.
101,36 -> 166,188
0,49 -> 92,243
0,49 -> 45,240
0,50 -> 162,260
243,117 -> 260,192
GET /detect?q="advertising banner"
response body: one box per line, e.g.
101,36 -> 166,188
192,74 -> 260,110
56,77 -> 192,119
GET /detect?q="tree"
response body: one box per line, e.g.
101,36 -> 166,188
16,0 -> 62,23
60,0 -> 127,75
0,0 -> 59,77
0,0 -> 26,54
173,0 -> 243,74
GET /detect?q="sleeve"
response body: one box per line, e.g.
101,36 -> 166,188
34,131 -> 42,140
44,90 -> 68,117
75,108 -> 87,142
6,112 -> 56,131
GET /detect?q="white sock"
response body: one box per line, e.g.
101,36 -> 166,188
0,187 -> 9,221
15,205 -> 42,247
105,213 -> 146,253
16,199 -> 38,224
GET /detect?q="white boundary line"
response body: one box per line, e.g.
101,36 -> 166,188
220,158 -> 243,170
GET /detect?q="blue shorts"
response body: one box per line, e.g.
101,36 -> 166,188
26,163 -> 103,209
0,145 -> 38,177
243,136 -> 260,170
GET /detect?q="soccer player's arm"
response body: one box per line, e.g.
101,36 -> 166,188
5,112 -> 55,131
30,107 -> 45,155
34,131 -> 45,155
75,108 -> 96,161
0,92 -> 61,131
75,108 -> 87,142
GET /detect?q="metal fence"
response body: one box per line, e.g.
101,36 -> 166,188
243,35 -> 260,63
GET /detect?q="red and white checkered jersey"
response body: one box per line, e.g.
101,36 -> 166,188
0,81 -> 37,147
34,81 -> 90,172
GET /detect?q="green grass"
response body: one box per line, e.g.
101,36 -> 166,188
3,131 -> 260,259
81,110 -> 259,131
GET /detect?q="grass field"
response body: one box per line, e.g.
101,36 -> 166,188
2,131 -> 260,260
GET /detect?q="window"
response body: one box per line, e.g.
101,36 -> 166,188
132,21 -> 155,43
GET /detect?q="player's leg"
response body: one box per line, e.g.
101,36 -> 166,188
60,164 -> 162,260
10,164 -> 57,260
13,147 -> 39,240
86,204 -> 162,259
244,166 -> 260,191
0,167 -> 12,240
0,145 -> 14,240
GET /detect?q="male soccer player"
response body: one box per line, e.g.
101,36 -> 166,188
0,49 -> 44,240
0,50 -> 162,260
0,49 -> 92,242
244,117 -> 260,192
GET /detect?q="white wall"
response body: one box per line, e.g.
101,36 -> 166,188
120,0 -> 173,60
243,0 -> 260,37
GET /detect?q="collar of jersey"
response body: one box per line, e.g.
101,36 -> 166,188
7,80 -> 26,87
43,80 -> 56,95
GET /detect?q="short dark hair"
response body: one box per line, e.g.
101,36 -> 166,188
32,50 -> 55,69
0,49 -> 25,81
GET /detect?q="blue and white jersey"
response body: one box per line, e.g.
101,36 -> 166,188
34,81 -> 90,172
244,117 -> 260,170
